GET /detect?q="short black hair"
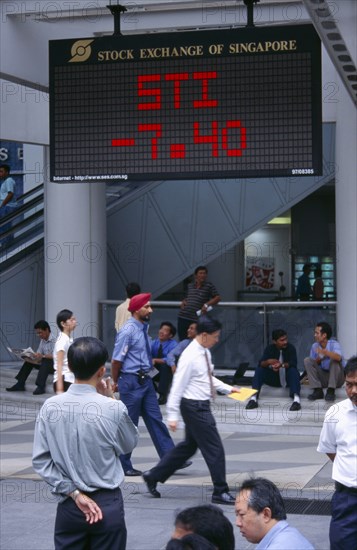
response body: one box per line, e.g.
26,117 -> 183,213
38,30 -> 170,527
272,329 -> 287,341
126,282 -> 141,299
174,504 -> 234,550
316,321 -> 332,340
160,321 -> 176,338
239,477 -> 287,521
345,355 -> 357,377
34,320 -> 51,332
56,309 -> 73,331
302,263 -> 311,273
194,265 -> 208,275
68,337 -> 109,380
197,316 -> 222,335
0,164 -> 10,174
166,534 -> 217,550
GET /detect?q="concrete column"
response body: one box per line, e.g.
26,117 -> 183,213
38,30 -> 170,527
44,165 -> 107,338
335,80 -> 357,359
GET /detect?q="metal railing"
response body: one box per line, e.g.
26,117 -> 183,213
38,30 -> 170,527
99,300 -> 337,370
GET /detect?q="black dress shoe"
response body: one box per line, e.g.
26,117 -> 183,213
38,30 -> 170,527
6,383 -> 25,392
325,388 -> 336,402
125,468 -> 142,476
211,492 -> 235,505
307,388 -> 324,401
245,399 -> 258,410
142,472 -> 161,498
289,401 -> 301,411
33,387 -> 45,395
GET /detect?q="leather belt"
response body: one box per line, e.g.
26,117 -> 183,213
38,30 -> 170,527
335,481 -> 357,494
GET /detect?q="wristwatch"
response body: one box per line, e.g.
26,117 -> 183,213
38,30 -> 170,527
69,489 -> 81,501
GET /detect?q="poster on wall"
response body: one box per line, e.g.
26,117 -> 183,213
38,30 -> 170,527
246,257 -> 275,291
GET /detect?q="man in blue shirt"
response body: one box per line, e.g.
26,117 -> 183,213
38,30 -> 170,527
166,322 -> 198,373
304,321 -> 345,401
151,321 -> 178,405
0,163 -> 16,246
235,477 -> 314,549
112,293 -> 178,476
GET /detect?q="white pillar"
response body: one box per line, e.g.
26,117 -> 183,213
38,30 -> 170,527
335,80 -> 357,359
44,172 -> 107,339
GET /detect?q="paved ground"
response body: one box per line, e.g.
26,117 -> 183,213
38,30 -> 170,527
0,364 -> 342,550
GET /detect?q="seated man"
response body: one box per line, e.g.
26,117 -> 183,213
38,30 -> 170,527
235,477 -> 314,549
246,329 -> 301,411
151,321 -> 178,405
166,322 -> 198,374
304,321 -> 345,402
6,320 -> 55,395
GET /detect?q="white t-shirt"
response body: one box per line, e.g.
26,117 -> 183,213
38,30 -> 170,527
53,332 -> 74,384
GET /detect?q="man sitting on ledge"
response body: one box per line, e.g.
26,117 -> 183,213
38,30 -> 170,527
246,329 -> 301,412
304,321 -> 345,402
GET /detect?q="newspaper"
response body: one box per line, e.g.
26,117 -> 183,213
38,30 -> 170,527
7,346 -> 41,364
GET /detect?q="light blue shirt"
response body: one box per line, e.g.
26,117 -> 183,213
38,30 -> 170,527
256,520 -> 314,549
310,339 -> 345,371
0,175 -> 16,206
32,384 -> 138,500
112,317 -> 152,373
166,338 -> 192,367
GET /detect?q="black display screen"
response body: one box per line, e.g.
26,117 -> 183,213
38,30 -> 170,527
49,24 -> 322,182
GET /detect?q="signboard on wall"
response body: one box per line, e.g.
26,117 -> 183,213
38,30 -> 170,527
246,257 -> 275,291
49,24 -> 322,182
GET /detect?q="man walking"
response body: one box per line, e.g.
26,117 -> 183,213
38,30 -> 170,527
112,293 -> 179,476
317,355 -> 357,550
304,322 -> 345,401
142,316 -> 240,504
32,337 -> 138,550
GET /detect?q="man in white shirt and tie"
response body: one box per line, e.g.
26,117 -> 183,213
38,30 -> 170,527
143,316 -> 240,505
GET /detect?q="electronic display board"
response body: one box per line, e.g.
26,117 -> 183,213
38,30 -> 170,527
49,24 -> 322,182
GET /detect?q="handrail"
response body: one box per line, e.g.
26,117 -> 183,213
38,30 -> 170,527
0,194 -> 43,227
16,183 -> 44,203
99,299 -> 337,308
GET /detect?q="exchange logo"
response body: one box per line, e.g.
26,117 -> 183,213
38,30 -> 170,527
69,40 -> 94,63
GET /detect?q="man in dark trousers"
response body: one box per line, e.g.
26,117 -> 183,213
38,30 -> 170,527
111,293 -> 180,476
142,316 -> 240,505
32,337 -> 138,550
317,355 -> 357,550
245,329 -> 301,411
6,320 -> 55,395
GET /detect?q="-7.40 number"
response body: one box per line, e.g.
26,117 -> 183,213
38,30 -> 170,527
112,120 -> 247,159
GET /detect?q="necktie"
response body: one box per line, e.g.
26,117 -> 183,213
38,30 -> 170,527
143,324 -> 152,364
204,350 -> 216,400
279,349 -> 286,387
157,343 -> 163,359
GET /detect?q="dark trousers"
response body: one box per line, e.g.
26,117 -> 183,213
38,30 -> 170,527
16,359 -> 54,389
330,486 -> 357,550
157,363 -> 173,399
252,366 -> 301,397
118,374 -> 175,472
177,317 -> 193,341
149,398 -> 229,495
54,488 -> 126,550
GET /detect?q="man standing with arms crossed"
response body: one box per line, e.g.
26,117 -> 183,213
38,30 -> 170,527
33,337 -> 138,550
317,355 -> 357,550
